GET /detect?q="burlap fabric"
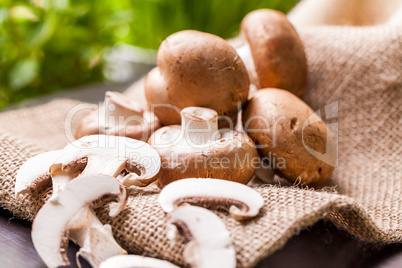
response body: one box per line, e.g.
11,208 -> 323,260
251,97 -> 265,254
0,0 -> 401,267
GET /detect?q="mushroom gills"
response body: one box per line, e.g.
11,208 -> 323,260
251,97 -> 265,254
159,178 -> 264,221
15,150 -> 63,198
53,135 -> 161,187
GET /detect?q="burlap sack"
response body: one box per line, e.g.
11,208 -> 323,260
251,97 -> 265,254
0,0 -> 401,267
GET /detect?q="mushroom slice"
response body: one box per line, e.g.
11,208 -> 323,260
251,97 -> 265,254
99,255 -> 180,268
52,134 -> 161,187
32,174 -> 126,268
15,150 -> 62,198
67,209 -> 127,268
159,178 -> 264,221
167,205 -> 236,268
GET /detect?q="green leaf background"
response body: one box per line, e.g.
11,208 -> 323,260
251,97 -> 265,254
0,0 -> 298,109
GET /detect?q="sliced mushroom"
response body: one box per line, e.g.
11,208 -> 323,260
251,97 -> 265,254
15,149 -> 127,268
167,205 -> 236,268
15,150 -> 62,198
99,255 -> 180,268
67,209 -> 127,267
145,30 -> 250,127
17,134 -> 160,267
32,174 -> 126,268
47,135 -> 160,266
158,178 -> 264,221
148,107 -> 258,188
75,91 -> 160,141
52,134 -> 161,187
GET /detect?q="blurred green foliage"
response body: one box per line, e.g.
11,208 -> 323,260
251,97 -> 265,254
0,0 -> 298,109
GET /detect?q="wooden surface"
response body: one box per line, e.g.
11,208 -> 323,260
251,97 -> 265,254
1,206 -> 402,268
1,67 -> 402,267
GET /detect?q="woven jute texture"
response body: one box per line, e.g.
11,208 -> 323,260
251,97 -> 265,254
1,0 -> 401,267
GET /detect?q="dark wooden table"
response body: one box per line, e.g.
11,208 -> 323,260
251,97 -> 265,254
1,206 -> 402,268
1,66 -> 401,267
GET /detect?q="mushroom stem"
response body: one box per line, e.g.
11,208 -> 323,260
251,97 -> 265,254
49,172 -> 127,268
51,173 -> 74,194
181,107 -> 221,146
69,209 -> 127,268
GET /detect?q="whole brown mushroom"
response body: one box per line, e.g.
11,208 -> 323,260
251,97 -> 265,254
145,30 -> 250,127
237,9 -> 308,97
148,106 -> 258,188
242,89 -> 336,187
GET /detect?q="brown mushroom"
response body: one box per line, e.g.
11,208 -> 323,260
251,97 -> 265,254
242,88 -> 336,187
75,91 -> 160,141
145,30 -> 250,127
237,9 -> 308,97
148,106 -> 258,188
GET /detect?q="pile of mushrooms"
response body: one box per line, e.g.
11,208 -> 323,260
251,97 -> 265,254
14,7 -> 339,268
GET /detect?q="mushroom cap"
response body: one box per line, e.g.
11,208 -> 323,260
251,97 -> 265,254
99,255 -> 180,268
148,126 -> 258,188
145,30 -> 250,127
167,205 -> 236,268
32,174 -> 126,268
106,91 -> 144,115
242,88 -> 336,187
75,91 -> 160,141
52,135 -> 161,187
158,178 -> 264,221
241,9 -> 307,97
74,111 -> 100,138
15,150 -> 63,198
